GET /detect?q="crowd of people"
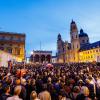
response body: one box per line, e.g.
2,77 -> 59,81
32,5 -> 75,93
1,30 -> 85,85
0,63 -> 100,100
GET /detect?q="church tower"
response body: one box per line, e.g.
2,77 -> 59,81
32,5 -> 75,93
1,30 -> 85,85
70,20 -> 80,50
57,33 -> 65,63
70,20 -> 80,62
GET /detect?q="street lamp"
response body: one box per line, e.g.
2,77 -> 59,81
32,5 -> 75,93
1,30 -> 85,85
31,51 -> 33,55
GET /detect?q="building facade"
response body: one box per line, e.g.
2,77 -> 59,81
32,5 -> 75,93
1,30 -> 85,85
57,20 -> 100,63
0,50 -> 21,67
79,41 -> 100,62
52,56 -> 57,63
30,50 -> 52,63
0,32 -> 25,61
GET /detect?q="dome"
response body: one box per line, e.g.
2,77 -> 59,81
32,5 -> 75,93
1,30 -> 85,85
79,33 -> 88,37
79,29 -> 88,37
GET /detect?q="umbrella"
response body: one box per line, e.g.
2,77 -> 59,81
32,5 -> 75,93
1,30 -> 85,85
46,63 -> 53,68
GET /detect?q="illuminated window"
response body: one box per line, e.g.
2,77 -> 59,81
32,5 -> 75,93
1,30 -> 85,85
93,50 -> 95,52
96,50 -> 98,52
15,48 -> 20,55
17,49 -> 20,55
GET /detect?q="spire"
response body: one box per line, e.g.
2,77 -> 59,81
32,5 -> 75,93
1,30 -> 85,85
57,33 -> 62,40
71,19 -> 75,24
70,20 -> 77,32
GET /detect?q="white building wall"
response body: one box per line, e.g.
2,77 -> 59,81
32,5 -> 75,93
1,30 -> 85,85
0,50 -> 21,67
52,57 -> 57,63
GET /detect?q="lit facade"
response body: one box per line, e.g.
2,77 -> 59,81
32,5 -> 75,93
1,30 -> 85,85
57,20 -> 100,63
79,41 -> 100,62
0,32 -> 26,61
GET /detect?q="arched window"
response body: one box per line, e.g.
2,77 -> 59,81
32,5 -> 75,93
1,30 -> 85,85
46,55 -> 51,63
34,55 -> 39,62
15,48 -> 20,55
41,55 -> 45,63
30,55 -> 33,62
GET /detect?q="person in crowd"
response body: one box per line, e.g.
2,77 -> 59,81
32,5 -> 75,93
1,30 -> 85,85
7,85 -> 22,100
30,91 -> 40,100
76,86 -> 91,100
0,85 -> 11,100
0,62 -> 100,100
0,82 -> 3,96
70,86 -> 80,100
96,76 -> 100,99
85,78 -> 96,100
19,78 -> 27,100
38,84 -> 51,100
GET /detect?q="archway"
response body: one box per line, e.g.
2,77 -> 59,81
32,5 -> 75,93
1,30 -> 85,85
41,55 -> 45,63
34,54 -> 39,62
46,55 -> 51,63
30,55 -> 33,62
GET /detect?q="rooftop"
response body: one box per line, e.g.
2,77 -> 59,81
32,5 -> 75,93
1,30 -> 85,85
0,31 -> 26,36
33,50 -> 52,53
80,41 -> 100,51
